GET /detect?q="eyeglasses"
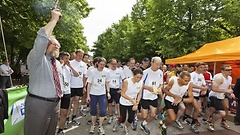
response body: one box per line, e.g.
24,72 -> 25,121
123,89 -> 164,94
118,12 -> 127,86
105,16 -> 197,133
50,42 -> 61,48
224,69 -> 232,71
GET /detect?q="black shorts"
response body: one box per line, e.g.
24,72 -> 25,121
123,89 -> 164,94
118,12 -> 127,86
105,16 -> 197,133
141,98 -> 158,109
209,96 -> 224,111
60,94 -> 71,109
71,87 -> 83,97
108,88 -> 120,104
164,99 -> 179,114
200,90 -> 209,97
194,96 -> 200,100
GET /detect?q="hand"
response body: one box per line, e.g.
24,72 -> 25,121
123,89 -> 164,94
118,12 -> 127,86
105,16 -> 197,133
107,93 -> 111,100
172,95 -> 181,106
66,60 -> 70,66
131,99 -> 137,105
51,8 -> 62,22
83,87 -> 86,93
230,93 -> 235,99
226,89 -> 233,94
132,104 -> 138,111
86,96 -> 90,103
201,86 -> 208,91
117,89 -> 121,94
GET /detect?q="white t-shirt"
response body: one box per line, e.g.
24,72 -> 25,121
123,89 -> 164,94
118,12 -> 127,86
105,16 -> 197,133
70,60 -> 87,88
142,68 -> 163,100
119,77 -> 143,106
123,67 -> 133,78
87,68 -> 110,95
109,68 -> 126,89
209,73 -> 232,99
190,72 -> 206,97
86,66 -> 95,78
165,77 -> 190,102
62,65 -> 71,94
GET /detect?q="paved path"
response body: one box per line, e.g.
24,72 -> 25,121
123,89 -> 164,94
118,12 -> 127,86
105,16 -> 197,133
62,112 -> 240,135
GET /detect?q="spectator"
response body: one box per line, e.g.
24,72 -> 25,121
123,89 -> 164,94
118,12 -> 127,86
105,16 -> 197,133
0,58 -> 14,89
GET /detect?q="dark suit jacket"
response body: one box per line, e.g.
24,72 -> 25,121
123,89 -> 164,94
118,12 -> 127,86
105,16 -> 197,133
234,78 -> 240,99
0,89 -> 8,133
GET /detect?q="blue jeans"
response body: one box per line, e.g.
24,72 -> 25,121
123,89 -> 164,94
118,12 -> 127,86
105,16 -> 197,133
90,94 -> 107,117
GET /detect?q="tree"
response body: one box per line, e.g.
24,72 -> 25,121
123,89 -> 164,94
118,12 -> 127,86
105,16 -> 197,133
0,0 -> 92,69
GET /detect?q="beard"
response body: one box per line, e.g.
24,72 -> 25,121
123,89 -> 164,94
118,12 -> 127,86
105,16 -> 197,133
49,50 -> 59,58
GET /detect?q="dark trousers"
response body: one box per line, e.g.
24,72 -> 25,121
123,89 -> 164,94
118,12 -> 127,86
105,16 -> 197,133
0,76 -> 11,89
24,95 -> 59,135
235,99 -> 240,122
20,75 -> 29,85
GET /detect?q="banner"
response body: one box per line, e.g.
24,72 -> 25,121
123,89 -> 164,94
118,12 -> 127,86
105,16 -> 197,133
2,86 -> 27,135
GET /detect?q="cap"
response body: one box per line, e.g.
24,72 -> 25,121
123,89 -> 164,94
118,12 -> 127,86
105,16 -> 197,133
142,57 -> 150,62
169,64 -> 175,68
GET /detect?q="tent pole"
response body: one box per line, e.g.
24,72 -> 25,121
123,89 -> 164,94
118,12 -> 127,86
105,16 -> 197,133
0,15 -> 13,87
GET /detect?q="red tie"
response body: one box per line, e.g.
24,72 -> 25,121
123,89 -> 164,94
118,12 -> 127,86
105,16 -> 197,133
51,58 -> 62,98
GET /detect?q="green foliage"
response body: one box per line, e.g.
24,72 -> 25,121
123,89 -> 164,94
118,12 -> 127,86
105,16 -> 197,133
92,0 -> 240,62
0,0 -> 91,68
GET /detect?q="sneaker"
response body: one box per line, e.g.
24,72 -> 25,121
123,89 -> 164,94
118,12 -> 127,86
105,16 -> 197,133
182,119 -> 191,125
221,120 -> 230,129
64,118 -> 69,129
86,107 -> 90,112
159,120 -> 167,135
64,122 -> 68,129
190,124 -> 199,133
131,117 -> 138,131
108,116 -> 113,124
159,120 -> 163,128
196,119 -> 201,126
160,113 -> 166,120
120,123 -> 124,128
57,131 -> 64,135
140,122 -> 150,135
124,125 -> 129,135
79,110 -> 87,117
96,119 -> 99,125
112,120 -> 118,132
202,118 -> 209,125
155,113 -> 159,120
87,120 -> 92,125
175,120 -> 184,129
89,125 -> 95,134
208,122 -> 215,132
72,117 -> 81,125
161,126 -> 167,135
98,126 -> 105,135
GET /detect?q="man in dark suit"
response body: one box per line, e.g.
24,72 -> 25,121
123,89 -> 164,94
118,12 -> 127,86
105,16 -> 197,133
234,78 -> 240,125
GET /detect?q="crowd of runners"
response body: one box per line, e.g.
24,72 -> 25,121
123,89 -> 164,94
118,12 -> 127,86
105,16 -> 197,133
56,52 -> 236,135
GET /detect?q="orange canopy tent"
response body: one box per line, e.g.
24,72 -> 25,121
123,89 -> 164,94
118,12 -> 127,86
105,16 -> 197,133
165,36 -> 240,83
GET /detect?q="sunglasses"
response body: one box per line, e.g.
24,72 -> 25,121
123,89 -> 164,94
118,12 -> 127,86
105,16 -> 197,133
224,69 -> 232,71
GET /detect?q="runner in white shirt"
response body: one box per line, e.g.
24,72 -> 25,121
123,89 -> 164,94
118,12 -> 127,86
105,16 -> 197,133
85,57 -> 100,125
87,57 -> 111,135
68,49 -> 87,125
137,56 -> 164,135
57,52 -> 79,134
183,62 -> 207,133
107,58 -> 126,123
159,71 -> 193,135
123,58 -> 136,78
113,68 -> 143,134
203,65 -> 235,131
